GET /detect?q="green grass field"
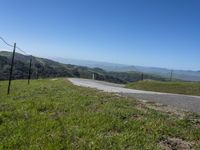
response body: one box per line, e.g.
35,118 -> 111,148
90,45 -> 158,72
126,80 -> 200,96
0,79 -> 200,149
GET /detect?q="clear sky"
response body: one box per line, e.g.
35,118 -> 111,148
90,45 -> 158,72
0,0 -> 200,70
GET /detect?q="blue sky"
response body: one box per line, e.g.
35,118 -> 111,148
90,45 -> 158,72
0,0 -> 200,70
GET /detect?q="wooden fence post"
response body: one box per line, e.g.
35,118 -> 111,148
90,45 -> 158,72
28,55 -> 32,84
7,43 -> 16,95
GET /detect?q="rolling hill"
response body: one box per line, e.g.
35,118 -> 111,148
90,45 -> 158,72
0,51 -> 167,83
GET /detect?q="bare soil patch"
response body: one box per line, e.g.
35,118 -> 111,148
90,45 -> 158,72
136,98 -> 188,118
159,138 -> 195,150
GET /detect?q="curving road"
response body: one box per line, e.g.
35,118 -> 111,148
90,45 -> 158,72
68,78 -> 200,113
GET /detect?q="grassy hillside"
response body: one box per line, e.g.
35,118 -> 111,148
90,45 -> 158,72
126,80 -> 200,96
0,79 -> 200,149
0,51 -> 125,84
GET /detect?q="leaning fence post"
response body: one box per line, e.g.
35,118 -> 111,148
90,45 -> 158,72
7,43 -> 16,95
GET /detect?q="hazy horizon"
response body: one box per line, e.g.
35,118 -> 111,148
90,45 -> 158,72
1,49 -> 199,72
52,56 -> 200,72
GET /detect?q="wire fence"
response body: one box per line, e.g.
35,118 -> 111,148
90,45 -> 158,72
2,36 -> 198,94
0,36 -> 34,94
0,36 -> 176,89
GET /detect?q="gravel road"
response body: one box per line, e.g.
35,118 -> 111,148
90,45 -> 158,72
68,78 -> 200,113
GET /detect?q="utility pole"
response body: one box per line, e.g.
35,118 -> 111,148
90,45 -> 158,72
7,43 -> 16,95
28,55 -> 32,84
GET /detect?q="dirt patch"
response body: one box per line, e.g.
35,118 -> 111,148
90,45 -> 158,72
129,114 -> 144,121
159,138 -> 195,150
148,103 -> 186,118
136,98 -> 187,118
133,101 -> 149,114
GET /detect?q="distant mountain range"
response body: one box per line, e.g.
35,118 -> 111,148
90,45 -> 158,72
52,57 -> 200,82
0,51 -> 166,83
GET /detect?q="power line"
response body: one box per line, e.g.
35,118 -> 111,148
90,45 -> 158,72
0,36 -> 29,55
0,36 -> 13,47
0,36 -> 34,94
16,46 -> 28,55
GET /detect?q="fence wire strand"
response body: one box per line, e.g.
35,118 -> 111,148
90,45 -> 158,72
0,36 -> 30,55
